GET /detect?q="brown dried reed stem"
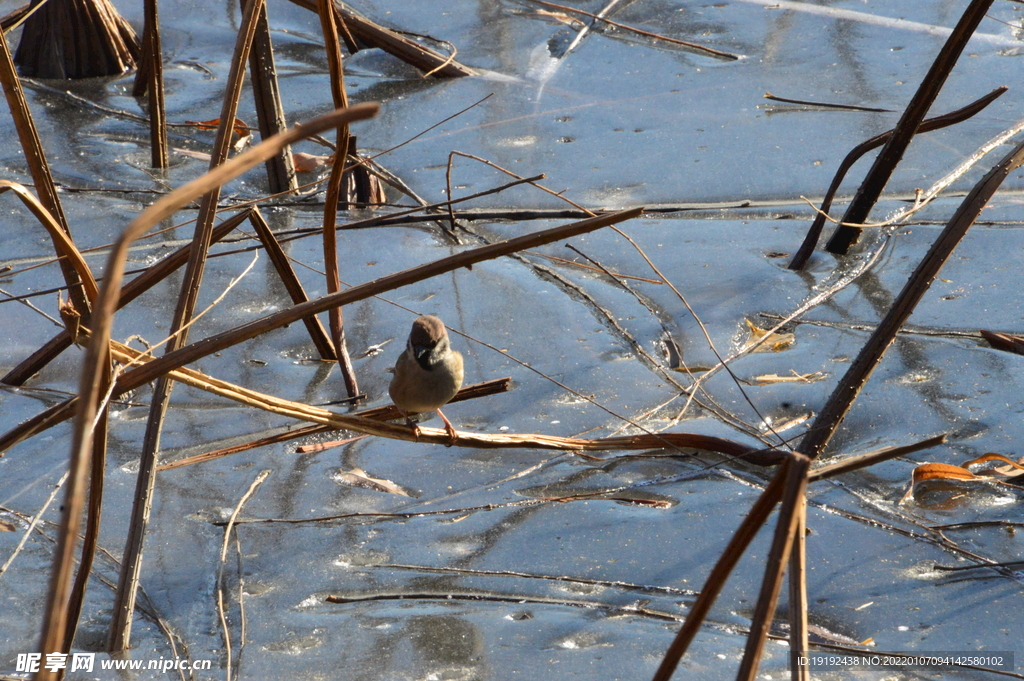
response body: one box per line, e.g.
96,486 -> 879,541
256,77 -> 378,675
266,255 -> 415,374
735,454 -> 809,681
247,0 -> 297,193
0,182 -> 99,303
99,207 -> 642,398
109,0 -> 271,650
799,138 -> 1024,459
827,0 -> 995,254
33,104 -> 378,667
787,499 -> 809,681
288,0 -> 475,77
155,378 -> 513,471
651,461 -> 790,681
317,0 -> 359,398
788,86 -> 1007,270
526,0 -> 741,60
61,392 -> 108,654
247,207 -> 336,359
0,24 -> 88,317
137,0 -> 168,167
99,335 -> 779,461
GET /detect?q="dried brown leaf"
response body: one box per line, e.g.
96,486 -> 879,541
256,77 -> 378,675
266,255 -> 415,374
293,152 -> 333,173
743,319 -> 794,352
913,462 -> 978,483
186,116 -> 250,138
900,462 -> 978,504
962,452 -> 1024,478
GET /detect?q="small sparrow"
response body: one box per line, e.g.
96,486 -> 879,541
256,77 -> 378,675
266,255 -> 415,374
389,315 -> 464,442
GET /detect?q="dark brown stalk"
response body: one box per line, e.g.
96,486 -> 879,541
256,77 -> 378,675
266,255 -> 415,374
800,138 -> 1024,458
247,0 -> 296,193
317,0 -> 359,399
807,434 -> 946,482
287,0 -> 474,77
108,0 -> 271,651
2,210 -> 251,386
651,463 -> 789,681
827,0 -> 996,254
1,333 -> 74,387
980,329 -> 1024,355
763,92 -> 892,113
13,0 -> 136,78
247,207 -> 336,359
787,498 -> 809,681
141,0 -> 168,167
0,23 -> 89,317
0,3 -> 32,29
788,86 -> 1006,269
736,454 -> 809,681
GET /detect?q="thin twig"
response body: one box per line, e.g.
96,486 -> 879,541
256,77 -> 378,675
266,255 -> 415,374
217,469 -> 271,681
0,471 -> 69,578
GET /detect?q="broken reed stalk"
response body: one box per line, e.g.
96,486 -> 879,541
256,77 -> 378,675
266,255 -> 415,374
156,377 -> 513,471
61,395 -> 109,654
287,0 -> 474,77
247,207 -> 336,359
827,0 -> 996,254
35,343 -> 112,681
0,204 -> 629,454
247,0 -> 298,193
317,0 -> 359,399
108,0 -> 275,651
800,138 -> 1024,459
0,24 -> 89,318
648,435 -> 943,681
13,0 -> 137,78
2,209 -> 252,386
788,86 -> 1007,270
651,463 -> 790,681
0,182 -> 99,303
807,434 -> 946,482
140,0 -> 168,167
33,103 -> 378,667
99,336 -> 785,462
735,454 -> 810,681
787,498 -> 809,681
